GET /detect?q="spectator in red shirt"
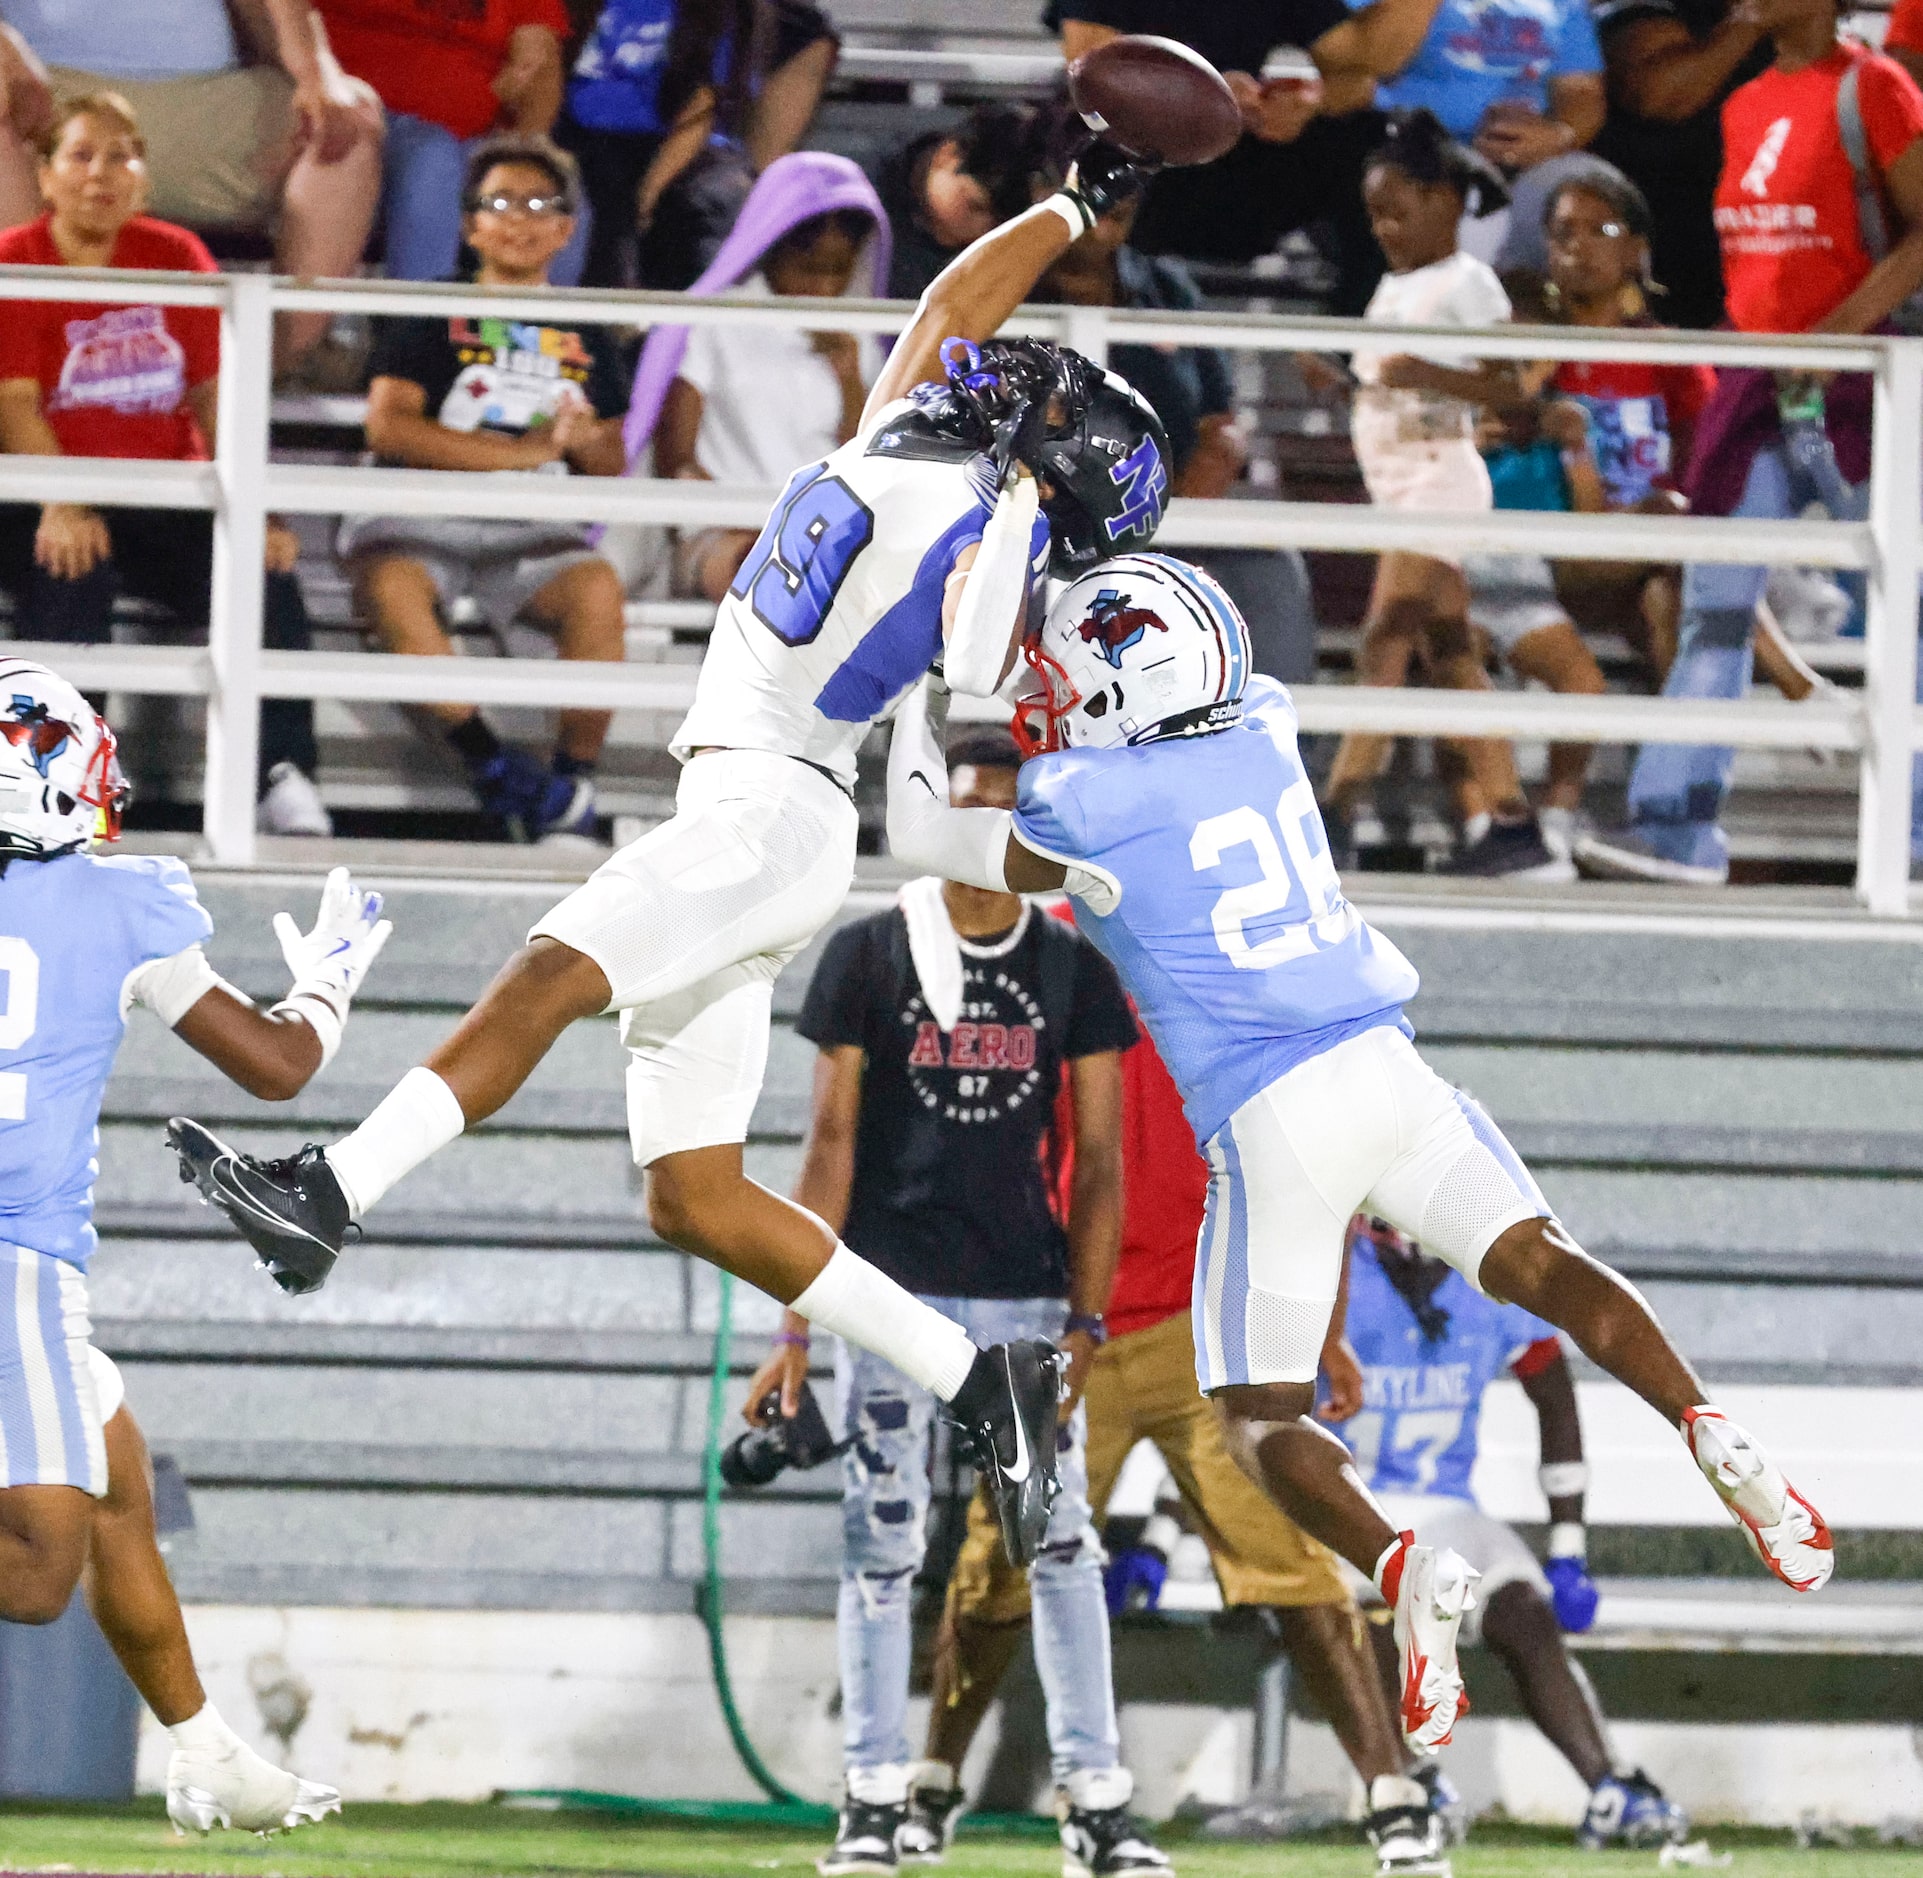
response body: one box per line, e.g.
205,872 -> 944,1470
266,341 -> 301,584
1889,0 -> 1923,91
313,0 -> 584,284
0,95 -> 330,837
909,973 -> 1450,1871
1574,0 -> 1923,884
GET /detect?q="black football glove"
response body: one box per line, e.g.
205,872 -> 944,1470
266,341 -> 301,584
1062,133 -> 1162,225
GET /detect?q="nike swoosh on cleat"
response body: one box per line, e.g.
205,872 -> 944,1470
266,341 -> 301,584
1001,1351 -> 1033,1484
211,1157 -> 333,1249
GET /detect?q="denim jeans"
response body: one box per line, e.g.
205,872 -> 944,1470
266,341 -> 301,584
834,1294 -> 1119,1794
382,112 -> 588,286
1626,445 -> 1923,868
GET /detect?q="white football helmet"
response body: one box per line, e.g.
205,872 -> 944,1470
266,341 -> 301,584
1013,553 -> 1252,755
0,659 -> 129,860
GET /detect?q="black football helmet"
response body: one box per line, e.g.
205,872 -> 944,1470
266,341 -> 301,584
931,338 -> 1172,575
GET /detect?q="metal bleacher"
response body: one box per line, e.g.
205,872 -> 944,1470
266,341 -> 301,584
87,861 -> 1923,1738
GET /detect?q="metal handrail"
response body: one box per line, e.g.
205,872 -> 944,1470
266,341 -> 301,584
0,265 -> 1913,910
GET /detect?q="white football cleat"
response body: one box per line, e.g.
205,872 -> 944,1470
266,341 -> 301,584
1684,1406 -> 1833,1592
167,1734 -> 341,1836
1390,1541 -> 1477,1754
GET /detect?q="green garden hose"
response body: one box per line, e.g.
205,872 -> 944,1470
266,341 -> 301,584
699,1270 -> 811,1808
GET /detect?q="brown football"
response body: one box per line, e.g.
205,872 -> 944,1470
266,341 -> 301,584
1067,35 -> 1244,168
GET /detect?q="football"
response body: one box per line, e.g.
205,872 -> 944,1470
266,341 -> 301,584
1066,35 -> 1244,168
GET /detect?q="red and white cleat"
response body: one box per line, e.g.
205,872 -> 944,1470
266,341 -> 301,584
1683,1406 -> 1834,1593
1384,1537 -> 1478,1754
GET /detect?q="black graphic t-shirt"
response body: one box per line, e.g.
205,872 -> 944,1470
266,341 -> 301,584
798,903 -> 1138,1299
366,310 -> 631,454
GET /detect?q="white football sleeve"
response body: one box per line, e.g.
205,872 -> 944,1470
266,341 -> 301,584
885,679 -> 1012,892
942,473 -> 1039,699
121,945 -> 231,1028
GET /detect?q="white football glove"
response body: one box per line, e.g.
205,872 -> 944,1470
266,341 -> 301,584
269,866 -> 391,1067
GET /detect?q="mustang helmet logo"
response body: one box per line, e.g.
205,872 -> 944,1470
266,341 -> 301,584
1076,590 -> 1168,668
1104,434 -> 1168,542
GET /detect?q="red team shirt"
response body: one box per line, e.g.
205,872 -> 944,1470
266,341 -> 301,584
0,216 -> 220,460
315,0 -> 572,140
1715,40 -> 1923,333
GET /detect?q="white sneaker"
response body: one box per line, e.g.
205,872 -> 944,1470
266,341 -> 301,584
1391,1542 -> 1477,1753
1538,805 -> 1581,865
167,1735 -> 341,1835
1683,1406 -> 1834,1592
256,762 -> 333,837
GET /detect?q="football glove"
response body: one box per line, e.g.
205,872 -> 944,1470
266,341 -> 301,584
1104,1546 -> 1168,1617
1545,1553 -> 1599,1633
270,866 -> 391,1067
1062,136 -> 1162,225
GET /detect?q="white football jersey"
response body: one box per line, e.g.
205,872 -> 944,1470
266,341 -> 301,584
672,399 -> 1050,787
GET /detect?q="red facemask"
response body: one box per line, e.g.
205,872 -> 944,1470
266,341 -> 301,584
1009,641 -> 1080,758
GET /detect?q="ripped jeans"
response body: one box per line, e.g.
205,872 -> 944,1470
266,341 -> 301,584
835,1294 -> 1119,1792
1626,445 -> 1923,870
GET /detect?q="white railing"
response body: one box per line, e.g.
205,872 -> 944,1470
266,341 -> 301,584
0,266 -> 1916,910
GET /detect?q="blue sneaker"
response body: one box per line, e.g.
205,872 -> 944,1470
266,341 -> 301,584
473,748 -> 584,841
535,777 -> 600,846
1579,1770 -> 1687,1850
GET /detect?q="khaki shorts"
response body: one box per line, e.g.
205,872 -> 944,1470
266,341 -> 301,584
947,1308 -> 1352,1627
48,63 -> 295,230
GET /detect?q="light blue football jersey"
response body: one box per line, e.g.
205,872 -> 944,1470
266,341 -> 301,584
1330,1235 -> 1560,1504
0,851 -> 213,1268
1013,676 -> 1420,1147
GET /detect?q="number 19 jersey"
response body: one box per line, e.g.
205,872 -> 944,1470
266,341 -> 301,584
673,400 -> 1051,789
1014,677 -> 1420,1148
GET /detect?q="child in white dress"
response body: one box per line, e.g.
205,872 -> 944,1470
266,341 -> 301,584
1329,110 -> 1566,881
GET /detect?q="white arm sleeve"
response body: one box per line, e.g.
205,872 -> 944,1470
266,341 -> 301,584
942,472 -> 1038,699
885,679 -> 1012,892
120,945 -> 233,1028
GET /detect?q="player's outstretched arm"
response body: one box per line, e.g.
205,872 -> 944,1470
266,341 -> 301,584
139,868 -> 391,1102
860,143 -> 1158,429
885,679 -> 1066,894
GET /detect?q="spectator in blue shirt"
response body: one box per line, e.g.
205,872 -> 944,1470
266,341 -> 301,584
1375,0 -> 1607,179
556,0 -> 838,288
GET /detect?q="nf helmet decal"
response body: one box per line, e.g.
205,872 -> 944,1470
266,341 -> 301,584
1103,434 -> 1168,542
1076,589 -> 1168,668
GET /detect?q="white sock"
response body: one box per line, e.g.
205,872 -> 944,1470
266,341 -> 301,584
1370,1773 -> 1428,1812
325,1066 -> 466,1219
168,1700 -> 242,1753
792,1245 -> 977,1400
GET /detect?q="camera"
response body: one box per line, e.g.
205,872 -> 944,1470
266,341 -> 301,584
719,1381 -> 847,1489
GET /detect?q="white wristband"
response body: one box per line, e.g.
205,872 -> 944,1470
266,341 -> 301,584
271,992 -> 344,1069
1539,1460 -> 1590,1500
1043,191 -> 1094,239
1547,1521 -> 1587,1561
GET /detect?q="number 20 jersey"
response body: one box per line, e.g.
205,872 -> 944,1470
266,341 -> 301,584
673,399 -> 1051,789
1013,677 -> 1421,1149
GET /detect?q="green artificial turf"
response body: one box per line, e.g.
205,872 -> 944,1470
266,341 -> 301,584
1,1802 -> 1919,1878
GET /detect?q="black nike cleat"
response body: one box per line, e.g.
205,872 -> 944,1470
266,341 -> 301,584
166,1118 -> 350,1295
946,1339 -> 1064,1567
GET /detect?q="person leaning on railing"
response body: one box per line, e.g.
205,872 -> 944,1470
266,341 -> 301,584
1574,0 -> 1923,885
0,91 -> 332,838
338,135 -> 629,848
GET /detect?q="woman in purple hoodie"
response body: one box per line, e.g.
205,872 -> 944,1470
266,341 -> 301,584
627,151 -> 889,599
